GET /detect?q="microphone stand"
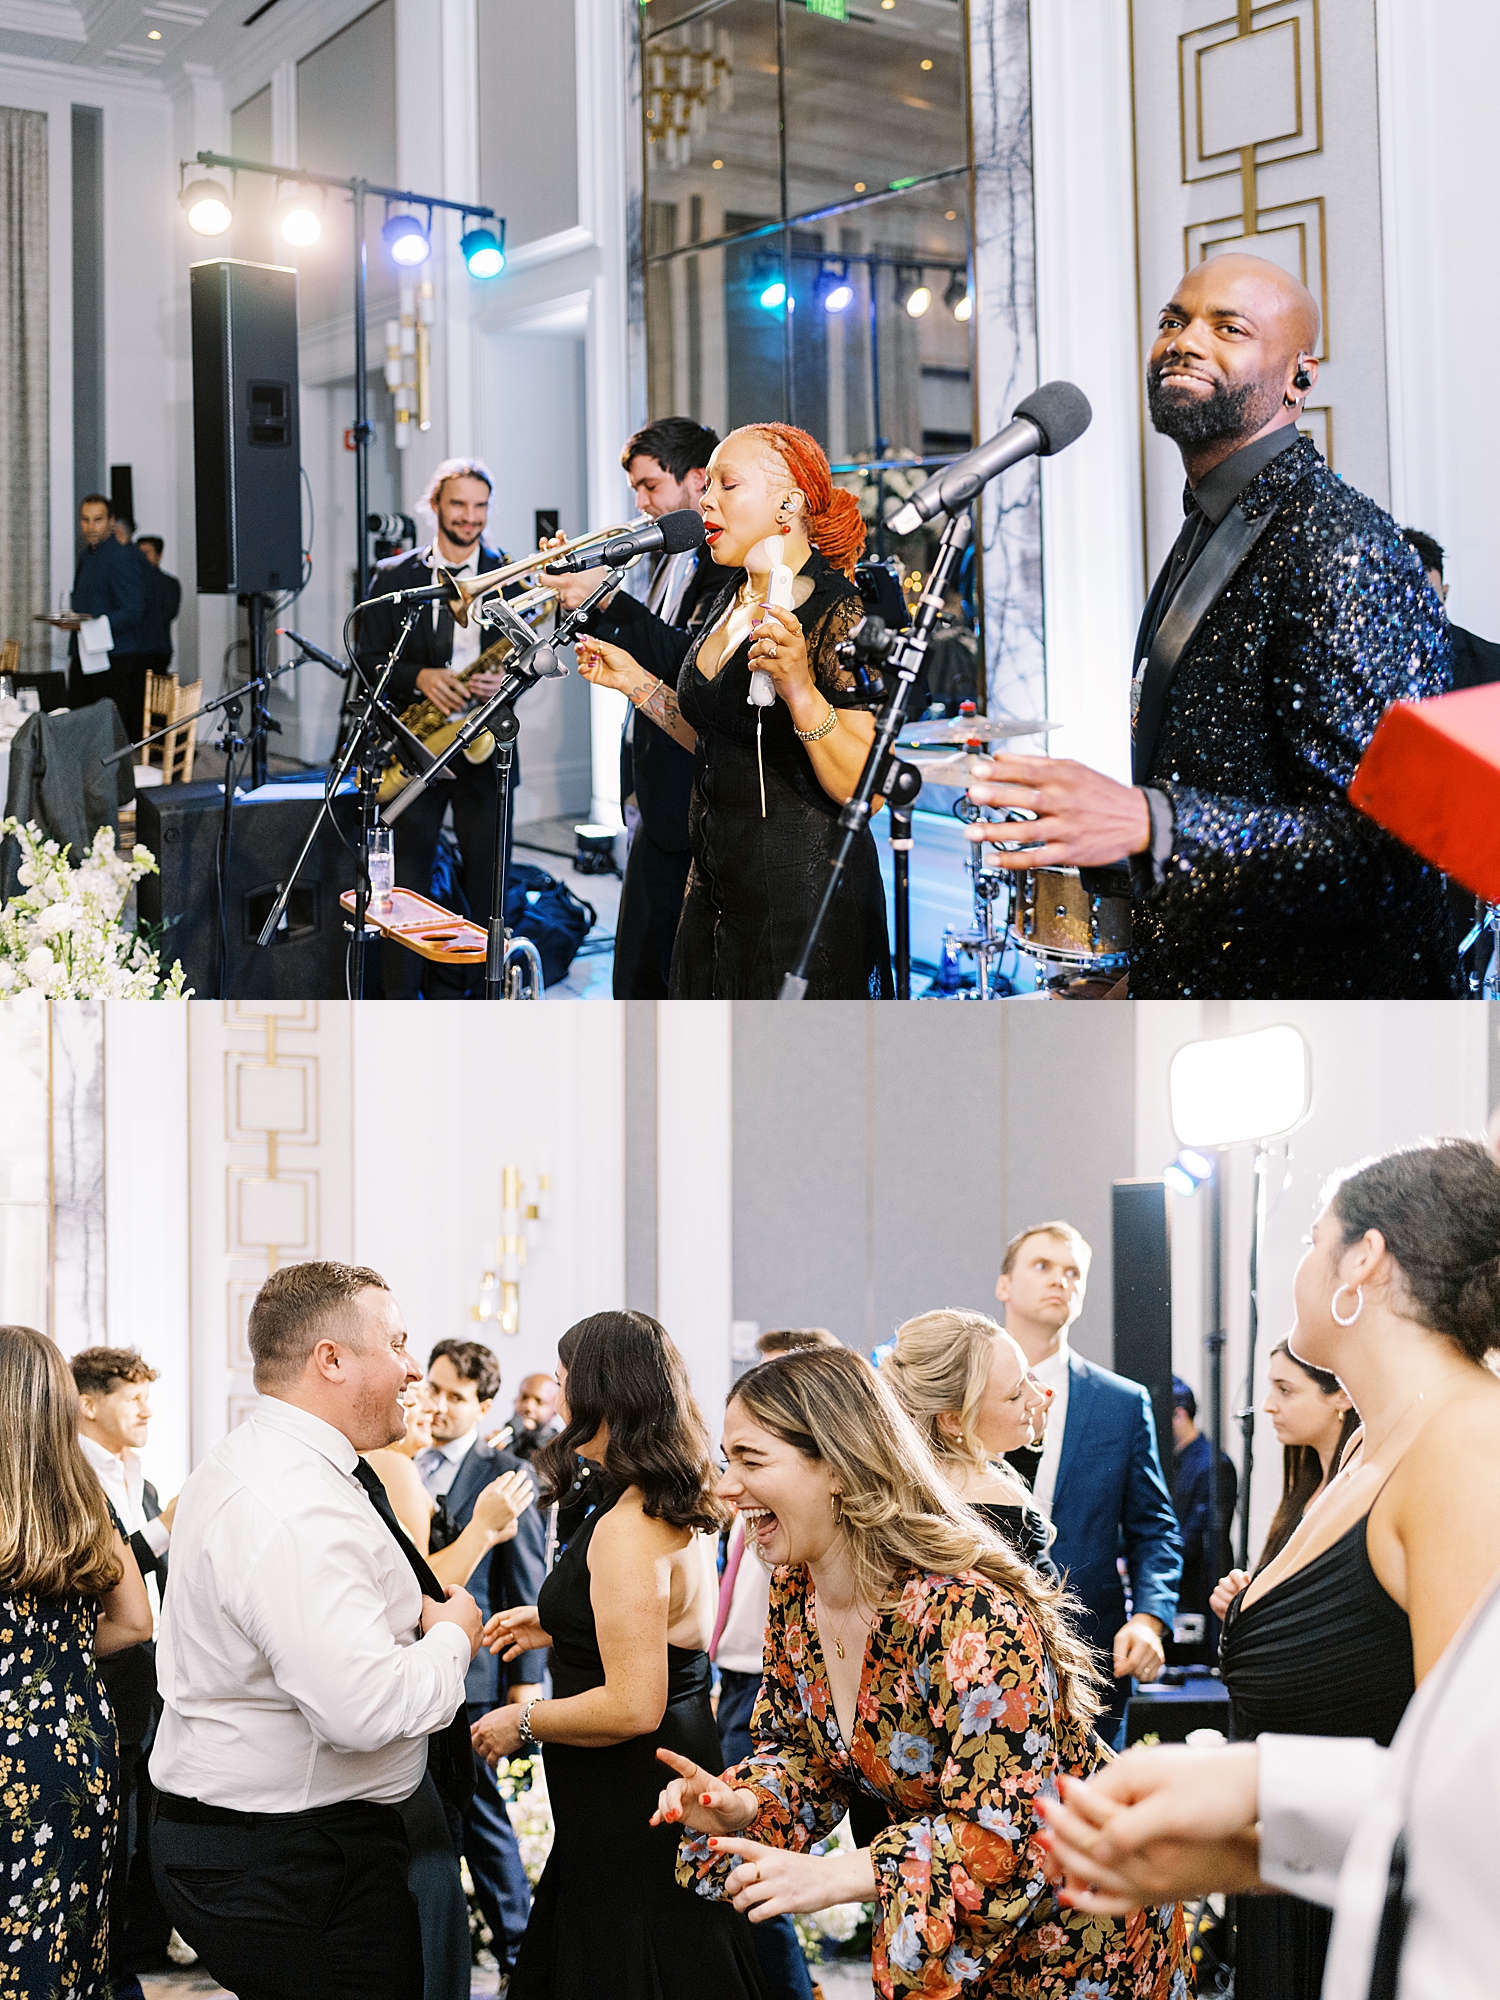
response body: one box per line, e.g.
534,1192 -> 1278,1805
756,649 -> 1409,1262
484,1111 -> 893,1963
381,568 -> 624,1001
780,507 -> 972,1001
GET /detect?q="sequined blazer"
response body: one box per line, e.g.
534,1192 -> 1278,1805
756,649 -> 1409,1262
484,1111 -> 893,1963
1131,435 -> 1457,998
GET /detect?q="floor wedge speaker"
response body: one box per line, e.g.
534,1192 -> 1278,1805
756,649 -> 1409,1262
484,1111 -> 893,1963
137,780 -> 360,999
190,258 -> 302,595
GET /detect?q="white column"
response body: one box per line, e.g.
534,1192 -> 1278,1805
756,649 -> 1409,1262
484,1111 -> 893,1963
439,0 -> 482,461
656,1004 -> 733,1432
1029,0 -> 1143,782
269,59 -> 297,168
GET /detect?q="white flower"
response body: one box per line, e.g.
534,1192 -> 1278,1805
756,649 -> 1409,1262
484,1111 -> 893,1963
33,902 -> 79,938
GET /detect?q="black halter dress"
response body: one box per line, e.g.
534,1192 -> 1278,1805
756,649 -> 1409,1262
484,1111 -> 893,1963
510,1485 -> 767,2000
1219,1507 -> 1415,2000
669,549 -> 893,999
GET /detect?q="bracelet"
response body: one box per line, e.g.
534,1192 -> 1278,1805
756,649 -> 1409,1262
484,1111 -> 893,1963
518,1697 -> 542,1754
629,677 -> 659,706
794,702 -> 838,743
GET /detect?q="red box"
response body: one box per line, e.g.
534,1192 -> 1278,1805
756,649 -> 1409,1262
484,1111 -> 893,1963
1349,685 -> 1500,901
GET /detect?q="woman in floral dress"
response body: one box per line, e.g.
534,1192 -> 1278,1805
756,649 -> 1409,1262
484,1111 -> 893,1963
655,1346 -> 1187,2000
0,1325 -> 152,2000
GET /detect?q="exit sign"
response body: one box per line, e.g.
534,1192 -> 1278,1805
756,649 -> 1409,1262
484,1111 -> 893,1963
806,0 -> 846,16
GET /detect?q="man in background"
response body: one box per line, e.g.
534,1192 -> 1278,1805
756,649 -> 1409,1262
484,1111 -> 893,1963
73,1345 -> 178,1995
505,1371 -> 561,1461
1403,527 -> 1500,689
419,1339 -> 547,1985
136,537 -> 183,683
995,1223 -> 1181,1743
60,494 -> 151,738
1169,1375 -> 1238,1659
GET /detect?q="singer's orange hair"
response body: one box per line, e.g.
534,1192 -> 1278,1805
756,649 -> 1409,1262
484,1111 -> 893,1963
729,423 -> 867,578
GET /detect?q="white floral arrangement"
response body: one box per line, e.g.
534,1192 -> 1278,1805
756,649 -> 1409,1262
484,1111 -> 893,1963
834,450 -> 928,527
793,1814 -> 876,1964
499,1756 -> 555,1885
0,819 -> 188,999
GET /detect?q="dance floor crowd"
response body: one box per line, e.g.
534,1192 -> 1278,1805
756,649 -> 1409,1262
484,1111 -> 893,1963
4,1134 -> 1499,2000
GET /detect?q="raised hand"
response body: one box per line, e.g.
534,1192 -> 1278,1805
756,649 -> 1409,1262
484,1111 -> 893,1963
575,634 -> 648,697
472,1469 -> 536,1539
1210,1568 -> 1252,1620
649,1747 -> 758,1835
482,1604 -> 551,1660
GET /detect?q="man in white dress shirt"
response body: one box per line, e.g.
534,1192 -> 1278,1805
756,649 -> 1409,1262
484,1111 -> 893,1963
1034,1561 -> 1500,2000
74,1345 -> 178,1988
150,1262 -> 483,2000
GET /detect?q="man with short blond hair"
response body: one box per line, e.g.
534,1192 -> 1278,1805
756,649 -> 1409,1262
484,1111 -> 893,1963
150,1261 -> 482,2000
997,1222 -> 1181,1743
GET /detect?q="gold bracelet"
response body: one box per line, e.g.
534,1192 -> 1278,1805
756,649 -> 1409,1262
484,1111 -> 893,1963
630,677 -> 658,705
794,703 -> 838,743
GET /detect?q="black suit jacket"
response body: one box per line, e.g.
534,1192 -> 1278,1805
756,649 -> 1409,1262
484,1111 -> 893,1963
1449,621 -> 1500,690
355,541 -> 506,709
427,1437 -> 548,1704
585,548 -> 726,853
100,1479 -> 167,1747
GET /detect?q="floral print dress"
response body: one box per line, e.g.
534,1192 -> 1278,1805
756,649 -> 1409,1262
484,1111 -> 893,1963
677,1567 -> 1188,2000
0,1589 -> 117,2000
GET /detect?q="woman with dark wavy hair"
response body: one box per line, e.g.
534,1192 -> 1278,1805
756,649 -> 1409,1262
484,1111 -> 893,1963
0,1325 -> 152,1999
471,1312 -> 766,2000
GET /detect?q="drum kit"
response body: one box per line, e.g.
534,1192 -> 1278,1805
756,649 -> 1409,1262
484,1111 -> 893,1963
895,705 -> 1131,999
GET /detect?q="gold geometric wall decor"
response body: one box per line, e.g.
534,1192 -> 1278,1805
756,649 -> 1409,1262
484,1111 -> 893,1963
1188,194 -> 1329,359
1180,0 -> 1322,183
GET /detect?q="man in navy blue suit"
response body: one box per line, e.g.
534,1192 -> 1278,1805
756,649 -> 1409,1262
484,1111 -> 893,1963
418,1340 -> 548,1981
996,1222 -> 1181,1743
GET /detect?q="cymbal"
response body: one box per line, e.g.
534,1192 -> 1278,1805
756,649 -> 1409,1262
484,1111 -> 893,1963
899,750 -> 991,785
899,713 -> 1056,746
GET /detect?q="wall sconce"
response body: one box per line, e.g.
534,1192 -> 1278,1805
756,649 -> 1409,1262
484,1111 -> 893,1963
474,1166 -> 552,1336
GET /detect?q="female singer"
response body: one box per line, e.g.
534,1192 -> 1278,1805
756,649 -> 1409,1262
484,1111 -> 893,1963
655,1346 -> 1187,1999
576,423 -> 891,999
470,1313 -> 766,2000
885,1309 -> 1057,1576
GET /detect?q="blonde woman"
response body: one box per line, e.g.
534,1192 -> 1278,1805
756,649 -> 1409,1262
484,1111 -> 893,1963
1,1325 -> 153,2000
655,1347 -> 1187,2000
885,1309 -> 1056,1577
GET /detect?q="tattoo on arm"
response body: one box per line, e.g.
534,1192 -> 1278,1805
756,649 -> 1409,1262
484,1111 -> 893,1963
634,676 -> 697,750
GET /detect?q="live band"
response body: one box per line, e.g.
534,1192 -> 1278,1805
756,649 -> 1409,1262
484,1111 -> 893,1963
356,254 -> 1475,1003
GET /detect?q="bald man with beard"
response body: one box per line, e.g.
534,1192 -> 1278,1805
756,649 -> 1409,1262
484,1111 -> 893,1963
966,254 -> 1457,999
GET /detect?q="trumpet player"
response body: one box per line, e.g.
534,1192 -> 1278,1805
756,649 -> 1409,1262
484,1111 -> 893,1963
356,457 -> 516,998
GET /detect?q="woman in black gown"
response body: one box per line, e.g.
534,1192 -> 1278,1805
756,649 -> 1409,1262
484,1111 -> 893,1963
471,1312 -> 765,2000
1216,1139 -> 1500,2000
884,1309 -> 1057,1576
577,423 -> 891,999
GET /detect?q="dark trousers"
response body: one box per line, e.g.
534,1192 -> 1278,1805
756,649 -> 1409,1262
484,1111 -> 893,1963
110,1731 -> 173,1974
397,1773 -> 470,2000
459,1703 -> 532,1973
717,1670 -> 815,2000
612,821 -> 692,998
152,1793 -> 423,2000
383,756 -> 513,999
70,650 -> 149,742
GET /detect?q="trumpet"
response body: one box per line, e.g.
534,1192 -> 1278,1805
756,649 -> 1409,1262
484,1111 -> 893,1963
445,515 -> 647,626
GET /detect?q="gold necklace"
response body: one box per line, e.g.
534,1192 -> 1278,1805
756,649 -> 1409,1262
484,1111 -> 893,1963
819,1591 -> 871,1662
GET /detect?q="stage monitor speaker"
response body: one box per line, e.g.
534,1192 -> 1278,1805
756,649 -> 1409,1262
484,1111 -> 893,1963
137,780 -> 359,999
190,258 -> 302,595
1112,1178 -> 1174,1470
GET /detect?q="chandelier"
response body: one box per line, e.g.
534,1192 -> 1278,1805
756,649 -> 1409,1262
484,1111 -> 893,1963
473,1166 -> 552,1337
645,25 -> 734,171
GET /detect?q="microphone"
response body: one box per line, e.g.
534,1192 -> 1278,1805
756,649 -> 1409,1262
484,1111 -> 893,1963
363,568 -> 464,608
886,381 -> 1093,534
545,509 -> 707,573
278,629 -> 348,678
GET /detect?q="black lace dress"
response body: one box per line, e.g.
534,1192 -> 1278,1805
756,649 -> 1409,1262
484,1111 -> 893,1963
669,549 -> 893,999
510,1486 -> 766,2000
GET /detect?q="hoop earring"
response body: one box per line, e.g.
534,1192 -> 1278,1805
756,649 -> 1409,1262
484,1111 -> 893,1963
830,1492 -> 843,1525
1331,1283 -> 1364,1327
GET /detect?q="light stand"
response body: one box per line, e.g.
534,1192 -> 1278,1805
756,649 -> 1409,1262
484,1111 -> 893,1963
779,507 -> 972,1000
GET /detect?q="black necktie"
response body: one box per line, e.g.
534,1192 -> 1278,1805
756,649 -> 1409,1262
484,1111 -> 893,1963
351,1458 -> 476,1814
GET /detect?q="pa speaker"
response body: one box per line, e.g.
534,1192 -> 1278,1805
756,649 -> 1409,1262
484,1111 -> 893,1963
1112,1178 -> 1174,1466
190,259 -> 302,595
137,780 -> 360,999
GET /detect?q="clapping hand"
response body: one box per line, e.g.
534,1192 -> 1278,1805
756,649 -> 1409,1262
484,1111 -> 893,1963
472,1470 -> 535,1540
482,1604 -> 551,1660
649,1748 -> 758,1835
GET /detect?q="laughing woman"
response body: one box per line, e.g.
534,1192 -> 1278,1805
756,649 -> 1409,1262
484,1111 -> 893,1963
655,1347 -> 1187,2000
576,423 -> 891,999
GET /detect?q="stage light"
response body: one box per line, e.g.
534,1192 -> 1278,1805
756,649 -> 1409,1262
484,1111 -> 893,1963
382,210 -> 430,267
905,283 -> 931,318
1163,1148 -> 1216,1198
1163,1162 -> 1197,1199
277,187 -> 322,247
816,260 -> 853,313
943,269 -> 970,316
759,279 -> 787,310
1169,1024 -> 1312,1150
181,177 -> 232,235
824,281 -> 853,312
460,223 -> 505,278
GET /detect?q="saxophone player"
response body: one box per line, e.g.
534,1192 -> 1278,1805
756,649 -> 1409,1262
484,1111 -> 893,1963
355,458 -> 515,998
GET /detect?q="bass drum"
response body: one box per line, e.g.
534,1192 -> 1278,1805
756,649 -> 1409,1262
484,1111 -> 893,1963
1014,867 -> 1130,968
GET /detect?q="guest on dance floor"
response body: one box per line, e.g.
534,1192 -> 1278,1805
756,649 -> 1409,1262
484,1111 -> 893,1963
1211,1138 -> 1500,2000
472,1312 -> 767,1999
657,1347 -> 1188,1999
576,423 -> 890,999
150,1264 -> 484,2000
885,1308 -> 1057,1577
1208,1334 -> 1358,1624
0,1326 -> 153,2000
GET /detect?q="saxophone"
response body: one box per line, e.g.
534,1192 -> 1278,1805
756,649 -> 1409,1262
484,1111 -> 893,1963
375,596 -> 548,806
